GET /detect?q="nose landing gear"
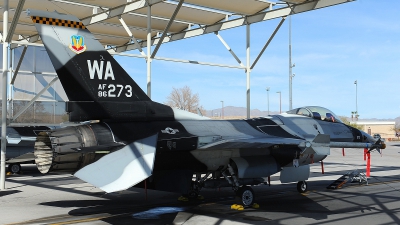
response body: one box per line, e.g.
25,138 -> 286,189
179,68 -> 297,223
297,181 -> 308,193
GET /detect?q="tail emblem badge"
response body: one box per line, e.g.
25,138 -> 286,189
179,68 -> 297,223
69,35 -> 87,54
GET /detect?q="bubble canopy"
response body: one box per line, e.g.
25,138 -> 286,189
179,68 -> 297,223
286,106 -> 343,123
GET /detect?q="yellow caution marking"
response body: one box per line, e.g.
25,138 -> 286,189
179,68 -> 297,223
231,204 -> 244,210
49,216 -> 109,225
252,203 -> 260,209
178,196 -> 189,202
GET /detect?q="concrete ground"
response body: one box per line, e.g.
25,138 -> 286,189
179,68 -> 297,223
1,142 -> 400,225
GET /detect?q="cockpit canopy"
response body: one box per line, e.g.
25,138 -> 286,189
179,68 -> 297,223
286,106 -> 342,123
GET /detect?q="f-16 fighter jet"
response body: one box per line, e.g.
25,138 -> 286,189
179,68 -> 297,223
4,126 -> 49,174
29,9 -> 384,207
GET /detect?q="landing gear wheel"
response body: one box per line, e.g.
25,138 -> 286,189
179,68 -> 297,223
297,181 -> 308,193
187,181 -> 200,199
8,163 -> 21,174
187,190 -> 199,199
236,186 -> 255,207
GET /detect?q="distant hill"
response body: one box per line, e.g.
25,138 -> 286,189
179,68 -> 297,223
205,106 -> 397,121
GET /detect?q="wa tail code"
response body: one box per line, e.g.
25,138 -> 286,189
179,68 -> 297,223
87,60 -> 115,80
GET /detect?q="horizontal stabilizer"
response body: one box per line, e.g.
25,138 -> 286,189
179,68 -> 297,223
74,134 -> 158,193
72,142 -> 125,153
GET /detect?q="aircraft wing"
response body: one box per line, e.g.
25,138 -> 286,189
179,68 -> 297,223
200,134 -> 334,157
200,137 -> 304,149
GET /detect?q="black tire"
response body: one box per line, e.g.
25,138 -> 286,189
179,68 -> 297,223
187,181 -> 199,199
236,186 -> 255,207
297,181 -> 307,193
8,163 -> 21,174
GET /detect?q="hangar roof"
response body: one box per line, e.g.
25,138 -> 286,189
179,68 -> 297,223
0,0 -> 353,52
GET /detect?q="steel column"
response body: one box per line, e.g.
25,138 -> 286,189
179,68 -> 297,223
146,4 -> 152,98
289,15 -> 293,110
1,0 -> 9,190
246,23 -> 250,119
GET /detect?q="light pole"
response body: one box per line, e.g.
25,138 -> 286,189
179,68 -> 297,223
220,100 -> 224,119
276,91 -> 281,114
289,15 -> 295,110
266,87 -> 270,115
354,80 -> 358,120
289,72 -> 295,110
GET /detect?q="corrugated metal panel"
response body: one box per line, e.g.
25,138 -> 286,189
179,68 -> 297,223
184,0 -> 271,15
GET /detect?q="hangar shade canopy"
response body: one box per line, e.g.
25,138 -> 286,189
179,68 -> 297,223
0,0 -> 353,52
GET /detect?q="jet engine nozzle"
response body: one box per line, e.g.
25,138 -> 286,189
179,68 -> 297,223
34,123 -> 118,174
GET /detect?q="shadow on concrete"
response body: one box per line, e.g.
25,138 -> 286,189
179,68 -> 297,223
0,189 -> 21,197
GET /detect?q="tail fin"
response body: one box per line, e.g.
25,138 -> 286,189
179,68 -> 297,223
27,10 -> 169,121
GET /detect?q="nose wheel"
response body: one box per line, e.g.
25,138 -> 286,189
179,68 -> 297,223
297,181 -> 308,193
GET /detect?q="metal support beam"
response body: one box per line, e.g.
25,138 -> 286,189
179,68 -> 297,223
22,0 -> 164,44
10,45 -> 27,85
214,32 -> 245,68
11,77 -> 59,121
146,4 -> 152,98
118,17 -> 146,56
246,23 -> 250,119
81,0 -> 163,25
1,0 -> 9,191
5,0 -> 25,42
119,0 -> 354,52
110,52 -> 245,69
10,41 -> 43,48
250,17 -> 286,70
150,0 -> 184,59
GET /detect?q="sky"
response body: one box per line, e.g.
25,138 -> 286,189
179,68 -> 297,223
115,0 -> 400,119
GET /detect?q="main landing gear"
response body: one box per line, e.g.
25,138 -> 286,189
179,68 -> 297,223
236,185 -> 255,207
222,164 -> 256,207
8,163 -> 21,174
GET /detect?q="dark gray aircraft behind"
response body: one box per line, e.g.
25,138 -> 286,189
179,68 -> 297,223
4,126 -> 49,173
29,10 -> 384,207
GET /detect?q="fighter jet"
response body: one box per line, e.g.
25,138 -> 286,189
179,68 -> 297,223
29,10 -> 384,207
4,126 -> 49,173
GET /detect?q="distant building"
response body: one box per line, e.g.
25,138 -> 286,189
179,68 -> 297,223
0,45 -> 68,125
353,121 -> 396,140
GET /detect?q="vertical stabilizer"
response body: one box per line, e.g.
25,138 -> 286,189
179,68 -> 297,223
28,10 -> 173,121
